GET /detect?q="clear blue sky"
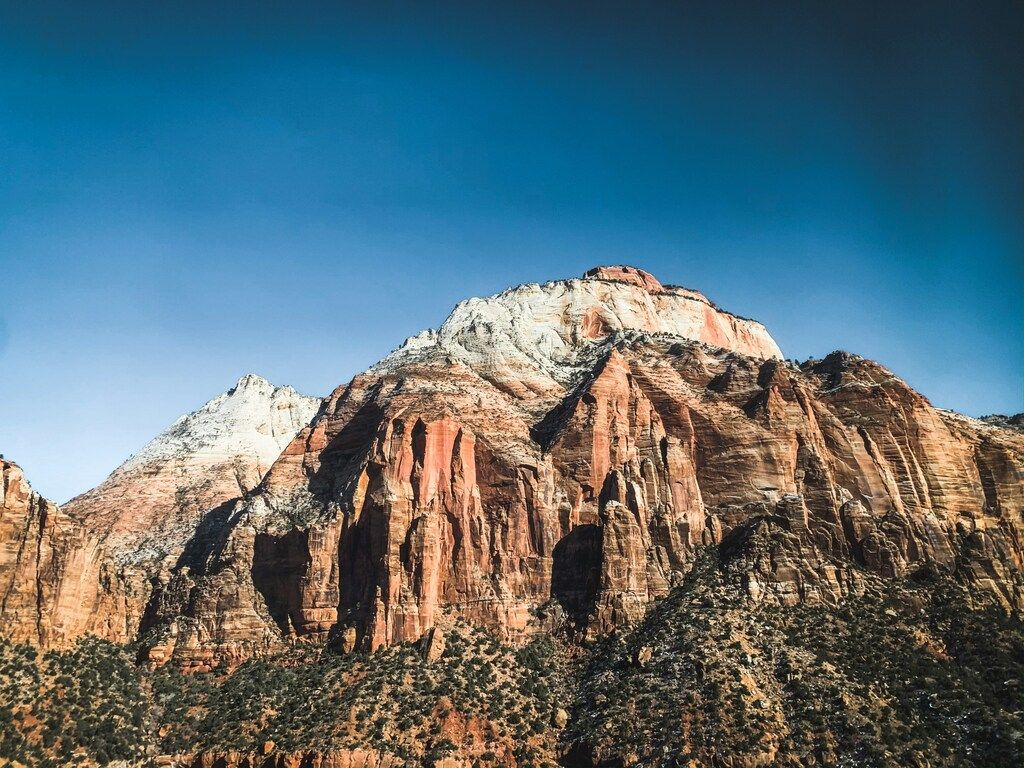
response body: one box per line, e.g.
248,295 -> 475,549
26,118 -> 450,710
1,2 -> 1021,502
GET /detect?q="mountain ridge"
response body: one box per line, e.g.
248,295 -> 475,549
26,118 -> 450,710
116,268 -> 1022,668
3,266 -> 1021,662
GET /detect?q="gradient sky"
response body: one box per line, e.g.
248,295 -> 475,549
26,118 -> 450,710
1,1 -> 1022,502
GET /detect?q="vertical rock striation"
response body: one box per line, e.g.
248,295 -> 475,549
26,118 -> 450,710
0,376 -> 320,649
0,459 -> 131,646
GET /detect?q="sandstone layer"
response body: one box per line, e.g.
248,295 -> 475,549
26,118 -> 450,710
126,267 -> 1023,667
65,373 -> 321,562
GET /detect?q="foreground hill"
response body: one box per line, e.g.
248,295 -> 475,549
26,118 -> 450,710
2,548 -> 1021,766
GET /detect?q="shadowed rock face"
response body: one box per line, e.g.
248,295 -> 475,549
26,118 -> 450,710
2,266 -> 1022,667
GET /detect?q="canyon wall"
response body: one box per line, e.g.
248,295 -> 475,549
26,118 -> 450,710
0,376 -> 320,649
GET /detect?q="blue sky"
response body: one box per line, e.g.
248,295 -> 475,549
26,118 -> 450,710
1,2 -> 1021,502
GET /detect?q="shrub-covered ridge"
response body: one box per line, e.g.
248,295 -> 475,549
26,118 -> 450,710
563,551 -> 1024,767
1,551 -> 1022,767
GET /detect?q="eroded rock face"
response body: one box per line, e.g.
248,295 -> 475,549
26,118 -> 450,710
0,375 -> 320,648
1,458 -> 61,640
65,374 -> 322,562
0,459 -> 133,646
376,265 -> 782,399
134,267 -> 1024,664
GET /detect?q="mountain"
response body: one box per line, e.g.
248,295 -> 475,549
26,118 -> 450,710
123,267 -> 1021,670
375,264 -> 782,397
0,458 -> 104,646
0,376 -> 321,648
1,265 -> 1022,767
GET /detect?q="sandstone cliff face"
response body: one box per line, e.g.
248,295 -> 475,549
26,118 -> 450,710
133,267 -> 1024,666
3,266 -> 1021,664
1,459 -> 69,642
178,751 -> 407,768
377,264 -> 782,399
0,376 -> 320,648
0,459 -> 132,646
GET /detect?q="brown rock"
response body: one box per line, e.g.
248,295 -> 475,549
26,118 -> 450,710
136,273 -> 1024,663
421,626 -> 446,663
582,265 -> 665,292
0,376 -> 319,651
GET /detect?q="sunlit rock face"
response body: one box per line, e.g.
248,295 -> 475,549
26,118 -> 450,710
110,267 -> 1022,667
0,458 -> 131,647
1,458 -> 74,645
65,373 -> 322,560
376,265 -> 782,400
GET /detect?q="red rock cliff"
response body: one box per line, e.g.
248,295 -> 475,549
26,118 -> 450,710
128,268 -> 1023,666
0,376 -> 319,649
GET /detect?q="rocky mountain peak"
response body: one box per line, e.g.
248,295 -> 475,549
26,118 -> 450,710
230,372 -> 274,392
0,458 -> 41,510
62,376 -> 322,561
0,373 -> 323,649
378,266 -> 783,394
2,265 -> 1023,767
582,265 -> 665,292
112,374 -> 319,472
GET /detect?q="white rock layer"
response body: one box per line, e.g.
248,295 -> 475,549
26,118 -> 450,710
65,374 -> 322,560
376,267 -> 782,396
118,373 -> 321,472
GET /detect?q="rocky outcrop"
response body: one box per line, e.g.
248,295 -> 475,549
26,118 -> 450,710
134,267 -> 1024,665
4,266 -> 1020,664
0,459 -> 133,646
376,265 -> 782,398
0,376 -> 320,649
1,458 -> 61,641
65,374 -> 321,562
982,412 -> 1024,431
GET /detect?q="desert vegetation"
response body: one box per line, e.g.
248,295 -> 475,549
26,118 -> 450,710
564,550 -> 1024,767
2,552 -> 1022,767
